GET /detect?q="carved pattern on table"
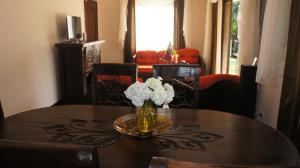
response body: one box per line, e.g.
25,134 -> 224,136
156,124 -> 223,151
45,119 -> 223,151
45,119 -> 126,148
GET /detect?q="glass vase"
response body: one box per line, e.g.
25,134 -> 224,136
136,100 -> 157,134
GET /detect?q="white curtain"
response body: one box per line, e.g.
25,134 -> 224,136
256,0 -> 292,86
255,0 -> 292,128
183,0 -> 192,48
118,0 -> 128,49
237,0 -> 260,68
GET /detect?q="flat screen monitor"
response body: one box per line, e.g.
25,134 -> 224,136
66,16 -> 82,40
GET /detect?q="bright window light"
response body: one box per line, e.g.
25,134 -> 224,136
136,0 -> 174,51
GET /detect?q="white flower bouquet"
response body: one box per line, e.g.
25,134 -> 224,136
124,77 -> 174,107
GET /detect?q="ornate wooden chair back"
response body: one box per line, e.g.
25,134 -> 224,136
92,63 -> 137,106
0,139 -> 99,168
153,64 -> 200,108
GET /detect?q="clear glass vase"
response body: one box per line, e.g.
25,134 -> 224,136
136,100 -> 157,134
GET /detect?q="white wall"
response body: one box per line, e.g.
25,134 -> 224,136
190,0 -> 208,56
0,0 -> 85,117
98,0 -> 208,63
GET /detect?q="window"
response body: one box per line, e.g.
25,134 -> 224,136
229,0 -> 240,74
135,0 -> 174,51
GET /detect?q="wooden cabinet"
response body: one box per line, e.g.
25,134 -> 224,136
55,40 -> 105,103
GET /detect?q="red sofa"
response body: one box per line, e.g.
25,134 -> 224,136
135,50 -> 159,76
198,74 -> 241,116
135,48 -> 203,79
198,69 -> 257,119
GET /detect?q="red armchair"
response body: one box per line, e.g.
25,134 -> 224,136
177,48 -> 200,64
178,48 -> 206,75
198,66 -> 257,119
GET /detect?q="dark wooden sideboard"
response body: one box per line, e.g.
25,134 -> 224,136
55,40 -> 105,103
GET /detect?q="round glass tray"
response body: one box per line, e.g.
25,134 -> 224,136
113,113 -> 173,137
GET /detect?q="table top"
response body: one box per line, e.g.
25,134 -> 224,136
0,105 -> 298,168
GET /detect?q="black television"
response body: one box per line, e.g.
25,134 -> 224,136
66,16 -> 82,40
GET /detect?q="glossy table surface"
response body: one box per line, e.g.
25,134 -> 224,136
0,105 -> 298,168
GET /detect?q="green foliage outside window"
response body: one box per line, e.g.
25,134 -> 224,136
231,0 -> 240,58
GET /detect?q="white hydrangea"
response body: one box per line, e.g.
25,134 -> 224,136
164,83 -> 175,103
157,76 -> 163,81
145,77 -> 162,90
124,77 -> 175,107
151,86 -> 167,106
124,81 -> 152,107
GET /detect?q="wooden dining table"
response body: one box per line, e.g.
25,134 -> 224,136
0,105 -> 298,168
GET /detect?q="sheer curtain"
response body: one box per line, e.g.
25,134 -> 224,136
118,0 -> 128,49
174,0 -> 185,50
124,0 -> 136,63
136,0 -> 174,51
256,0 -> 292,86
183,0 -> 192,48
255,0 -> 292,128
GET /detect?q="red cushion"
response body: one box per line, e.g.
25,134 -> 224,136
177,48 -> 199,57
136,51 -> 159,65
199,74 -> 240,90
138,65 -> 153,73
178,48 -> 200,64
97,75 -> 143,85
